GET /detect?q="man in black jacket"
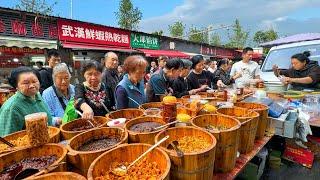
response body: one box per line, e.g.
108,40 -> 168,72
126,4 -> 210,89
172,59 -> 197,98
102,52 -> 119,95
39,50 -> 61,93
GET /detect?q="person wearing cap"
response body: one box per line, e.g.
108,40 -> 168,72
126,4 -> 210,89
146,58 -> 183,102
102,52 -> 119,96
172,59 -> 198,98
0,66 -> 53,136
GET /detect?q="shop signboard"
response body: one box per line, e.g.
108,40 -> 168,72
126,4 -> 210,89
57,19 -> 130,48
130,33 -> 159,49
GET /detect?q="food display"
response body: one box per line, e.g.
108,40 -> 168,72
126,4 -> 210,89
205,124 -> 228,131
25,113 -> 50,146
144,108 -> 161,116
202,104 -> 217,113
0,128 -> 58,152
77,136 -> 121,151
70,120 -> 99,131
176,113 -> 191,122
95,158 -> 162,180
162,96 -> 177,123
0,155 -> 58,179
162,96 -> 177,104
176,136 -> 211,153
129,122 -> 163,133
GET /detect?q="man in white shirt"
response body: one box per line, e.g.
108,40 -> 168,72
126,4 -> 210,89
230,47 -> 263,87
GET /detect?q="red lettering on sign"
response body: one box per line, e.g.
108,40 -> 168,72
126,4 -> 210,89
11,20 -> 27,36
49,25 -> 58,38
32,22 -> 44,37
0,18 -> 5,33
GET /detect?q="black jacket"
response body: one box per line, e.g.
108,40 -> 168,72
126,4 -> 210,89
172,77 -> 189,98
186,70 -> 214,91
102,68 -> 119,95
280,61 -> 320,90
39,67 -> 53,93
212,68 -> 235,89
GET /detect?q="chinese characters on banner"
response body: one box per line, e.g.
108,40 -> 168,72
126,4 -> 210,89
0,18 -> 5,33
130,33 -> 159,49
57,19 -> 130,48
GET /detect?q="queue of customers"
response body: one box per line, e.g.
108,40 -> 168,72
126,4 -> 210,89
1,47 -> 320,136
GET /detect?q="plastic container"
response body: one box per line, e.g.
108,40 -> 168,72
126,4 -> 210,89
107,118 -> 126,127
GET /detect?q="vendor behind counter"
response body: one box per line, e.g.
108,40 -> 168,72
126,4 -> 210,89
273,51 -> 320,90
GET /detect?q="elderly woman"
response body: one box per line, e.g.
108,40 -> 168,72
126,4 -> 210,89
0,67 -> 53,136
42,63 -> 75,126
115,56 -> 147,109
75,61 -> 115,119
273,51 -> 320,90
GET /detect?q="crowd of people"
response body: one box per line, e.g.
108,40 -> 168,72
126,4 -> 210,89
1,47 -> 320,136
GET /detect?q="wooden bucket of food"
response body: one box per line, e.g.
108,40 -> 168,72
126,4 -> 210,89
67,127 -> 128,175
139,102 -> 163,110
29,172 -> 86,180
125,116 -> 166,144
87,143 -> 171,180
155,127 -> 216,180
234,102 -> 269,139
0,144 -> 67,179
191,114 -> 241,172
60,116 -> 109,140
217,107 -> 259,154
106,108 -> 144,122
0,127 -> 60,155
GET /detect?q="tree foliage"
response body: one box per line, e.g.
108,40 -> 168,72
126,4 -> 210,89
115,0 -> 142,30
253,29 -> 278,45
168,21 -> 185,38
152,30 -> 164,36
188,26 -> 208,43
226,19 -> 249,48
210,32 -> 221,46
15,0 -> 57,15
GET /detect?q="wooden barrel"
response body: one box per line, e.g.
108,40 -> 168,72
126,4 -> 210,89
67,127 -> 128,175
139,102 -> 163,110
217,107 -> 259,154
105,108 -> 144,122
87,143 -> 171,180
155,127 -> 216,180
125,116 -> 166,144
234,102 -> 269,139
60,116 -> 109,140
0,144 -> 67,179
30,172 -> 86,180
191,114 -> 241,172
0,127 -> 60,155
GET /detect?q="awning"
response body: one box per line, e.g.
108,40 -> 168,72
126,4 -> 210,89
0,35 -> 57,49
61,42 -> 139,53
182,52 -> 211,59
138,49 -> 189,58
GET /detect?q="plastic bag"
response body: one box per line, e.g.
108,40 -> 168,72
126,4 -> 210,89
62,97 -> 79,124
295,108 -> 312,142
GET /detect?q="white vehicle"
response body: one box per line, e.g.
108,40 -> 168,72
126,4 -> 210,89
260,40 -> 320,91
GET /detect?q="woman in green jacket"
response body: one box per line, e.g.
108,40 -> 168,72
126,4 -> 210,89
0,67 -> 53,136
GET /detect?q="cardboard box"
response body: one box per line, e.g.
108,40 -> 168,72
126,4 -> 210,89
273,110 -> 297,138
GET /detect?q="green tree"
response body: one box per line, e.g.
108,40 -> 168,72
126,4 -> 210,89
188,26 -> 208,43
210,32 -> 221,46
253,29 -> 278,46
15,0 -> 57,15
226,19 -> 249,48
152,30 -> 164,36
115,0 -> 142,30
168,21 -> 185,38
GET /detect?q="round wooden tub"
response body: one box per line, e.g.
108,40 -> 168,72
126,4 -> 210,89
67,127 -> 128,175
217,107 -> 260,154
125,116 -> 167,144
87,143 -> 171,180
155,126 -> 216,180
29,172 -> 86,180
105,108 -> 144,122
191,114 -> 241,172
60,116 -> 109,140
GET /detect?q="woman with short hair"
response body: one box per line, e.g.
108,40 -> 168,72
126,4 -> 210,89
0,67 -> 53,136
42,63 -> 75,126
115,55 -> 148,109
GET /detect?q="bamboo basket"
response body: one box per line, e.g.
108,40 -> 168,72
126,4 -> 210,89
217,107 -> 259,154
67,127 -> 128,175
0,144 -> 67,179
29,172 -> 86,180
155,127 -> 216,180
234,102 -> 269,139
125,116 -> 166,144
0,127 -> 60,155
191,114 -> 241,172
87,143 -> 171,180
105,108 -> 144,122
60,116 -> 108,140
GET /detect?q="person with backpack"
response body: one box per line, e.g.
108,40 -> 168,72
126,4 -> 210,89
39,50 -> 61,93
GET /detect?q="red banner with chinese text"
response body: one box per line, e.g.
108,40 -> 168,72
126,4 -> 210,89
57,19 -> 130,48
